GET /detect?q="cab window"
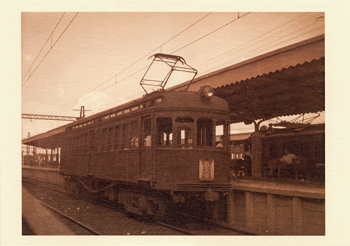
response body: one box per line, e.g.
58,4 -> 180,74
176,117 -> 194,148
197,118 -> 213,147
157,117 -> 172,146
178,127 -> 193,148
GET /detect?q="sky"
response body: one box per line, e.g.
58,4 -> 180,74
21,12 -> 325,139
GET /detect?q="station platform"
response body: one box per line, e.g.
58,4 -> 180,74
230,178 -> 325,199
226,177 -> 325,235
22,165 -> 59,171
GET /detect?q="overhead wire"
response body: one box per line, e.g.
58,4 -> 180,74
95,12 -> 248,92
58,13 -> 214,112
195,12 -> 310,74
92,12 -> 213,92
22,12 -> 66,81
58,12 -> 260,113
105,12 -> 250,90
200,14 -> 322,75
171,12 -> 250,54
21,12 -> 79,88
58,13 -> 319,115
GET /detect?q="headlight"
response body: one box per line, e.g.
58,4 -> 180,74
199,85 -> 214,99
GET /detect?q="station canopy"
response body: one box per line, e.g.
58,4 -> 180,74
22,125 -> 66,149
214,57 -> 325,124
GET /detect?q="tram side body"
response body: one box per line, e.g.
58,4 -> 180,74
60,90 -> 232,216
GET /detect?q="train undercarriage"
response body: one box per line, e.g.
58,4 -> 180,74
63,176 -> 227,220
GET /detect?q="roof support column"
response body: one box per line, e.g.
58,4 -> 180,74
45,149 -> 48,166
251,131 -> 263,178
56,148 -> 60,167
50,149 -> 54,166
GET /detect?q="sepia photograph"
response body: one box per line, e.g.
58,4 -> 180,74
1,1 -> 350,245
21,11 -> 325,236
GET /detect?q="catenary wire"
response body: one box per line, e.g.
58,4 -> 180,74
21,12 -> 79,88
92,13 -> 213,92
21,12 -> 66,81
100,13 -> 249,90
58,12 -> 286,113
170,12 -> 250,55
58,13 -> 315,114
201,17 -> 322,75
96,13 -> 248,91
58,13 -> 214,112
195,12 -> 310,73
59,13 -> 251,112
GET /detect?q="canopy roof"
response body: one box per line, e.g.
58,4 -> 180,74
214,57 -> 325,124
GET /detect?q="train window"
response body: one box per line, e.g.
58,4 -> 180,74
197,118 -> 213,147
142,117 -> 152,147
84,133 -> 89,150
102,128 -> 108,151
215,124 -> 224,148
157,117 -> 172,146
130,121 -> 139,149
108,128 -> 113,151
175,117 -> 194,148
122,124 -> 130,150
178,127 -> 193,148
96,129 -> 101,151
114,126 -> 121,150
89,130 -> 95,151
152,98 -> 162,105
80,134 -> 84,150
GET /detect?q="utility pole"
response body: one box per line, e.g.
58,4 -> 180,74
73,106 -> 91,118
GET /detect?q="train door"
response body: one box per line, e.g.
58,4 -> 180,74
139,115 -> 152,180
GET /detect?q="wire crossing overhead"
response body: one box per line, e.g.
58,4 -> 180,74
22,114 -> 79,121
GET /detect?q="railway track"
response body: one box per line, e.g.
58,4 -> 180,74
23,181 -> 189,235
23,179 -> 246,235
37,200 -> 102,235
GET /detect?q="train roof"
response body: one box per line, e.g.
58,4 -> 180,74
22,89 -> 229,148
